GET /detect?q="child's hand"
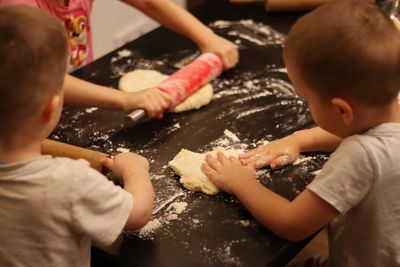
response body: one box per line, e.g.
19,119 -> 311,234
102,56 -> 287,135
201,152 -> 255,194
103,152 -> 153,230
200,34 -> 239,70
102,152 -> 149,179
123,88 -> 171,119
240,137 -> 301,170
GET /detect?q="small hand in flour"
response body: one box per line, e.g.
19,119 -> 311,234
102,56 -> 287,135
202,152 -> 255,194
103,152 -> 153,230
102,152 -> 149,179
240,137 -> 300,169
199,34 -> 239,69
122,88 -> 171,119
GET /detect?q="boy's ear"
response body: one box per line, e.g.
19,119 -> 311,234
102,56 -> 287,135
41,94 -> 62,123
331,98 -> 353,125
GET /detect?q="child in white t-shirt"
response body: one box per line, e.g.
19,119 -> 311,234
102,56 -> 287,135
0,5 -> 153,266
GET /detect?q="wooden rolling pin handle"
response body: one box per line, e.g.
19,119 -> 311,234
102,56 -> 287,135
40,139 -> 108,173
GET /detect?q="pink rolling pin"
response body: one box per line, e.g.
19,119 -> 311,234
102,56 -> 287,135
127,53 -> 223,124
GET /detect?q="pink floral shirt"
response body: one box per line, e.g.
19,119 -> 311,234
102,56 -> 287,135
0,0 -> 94,71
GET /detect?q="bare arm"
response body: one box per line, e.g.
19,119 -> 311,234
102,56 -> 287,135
121,166 -> 154,230
63,74 -> 171,118
102,153 -> 154,230
64,74 -> 126,109
241,127 -> 343,169
203,153 -> 339,241
295,127 -> 342,152
121,0 -> 239,69
233,179 -> 338,241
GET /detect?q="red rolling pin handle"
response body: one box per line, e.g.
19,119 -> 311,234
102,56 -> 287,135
158,53 -> 223,109
127,53 -> 223,124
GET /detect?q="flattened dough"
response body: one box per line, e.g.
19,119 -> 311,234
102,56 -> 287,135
169,147 -> 242,195
119,69 -> 213,113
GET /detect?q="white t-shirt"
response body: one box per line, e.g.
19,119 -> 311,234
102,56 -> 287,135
307,123 -> 400,267
0,156 -> 133,267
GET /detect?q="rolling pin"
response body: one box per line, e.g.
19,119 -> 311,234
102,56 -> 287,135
127,52 -> 223,124
229,0 -> 328,11
40,139 -> 107,173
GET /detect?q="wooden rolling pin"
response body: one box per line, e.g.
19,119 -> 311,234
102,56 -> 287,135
229,0 -> 328,11
41,139 -> 108,173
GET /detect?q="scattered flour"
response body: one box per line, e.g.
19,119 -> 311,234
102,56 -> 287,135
85,107 -> 98,113
239,220 -> 251,227
153,192 -> 185,215
134,198 -> 189,240
117,49 -> 133,57
151,173 -> 166,181
113,49 -> 133,61
173,50 -> 201,68
293,156 -> 313,165
116,147 -> 130,153
236,106 -> 272,119
224,129 -> 240,142
227,31 -> 265,45
210,19 -> 285,46
166,202 -> 188,214
201,240 -> 243,266
166,214 -> 179,221
137,218 -> 162,239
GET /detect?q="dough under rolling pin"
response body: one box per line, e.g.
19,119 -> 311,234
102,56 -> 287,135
127,52 -> 223,125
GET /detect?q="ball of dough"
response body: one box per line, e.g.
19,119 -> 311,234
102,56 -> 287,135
119,69 -> 213,113
169,147 -> 243,195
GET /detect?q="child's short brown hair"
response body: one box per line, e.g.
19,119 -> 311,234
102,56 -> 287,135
284,0 -> 400,106
0,5 -> 68,140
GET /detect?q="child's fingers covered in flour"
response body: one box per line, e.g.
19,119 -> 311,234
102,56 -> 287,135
240,136 -> 301,169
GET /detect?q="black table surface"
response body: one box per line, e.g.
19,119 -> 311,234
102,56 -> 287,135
52,1 -> 328,266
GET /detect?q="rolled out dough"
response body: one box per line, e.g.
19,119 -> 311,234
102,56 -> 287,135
119,69 -> 213,113
169,147 -> 242,195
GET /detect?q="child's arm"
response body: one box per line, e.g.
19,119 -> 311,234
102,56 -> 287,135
240,127 -> 342,169
102,153 -> 154,230
121,0 -> 239,69
64,74 -> 171,119
202,153 -> 339,241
